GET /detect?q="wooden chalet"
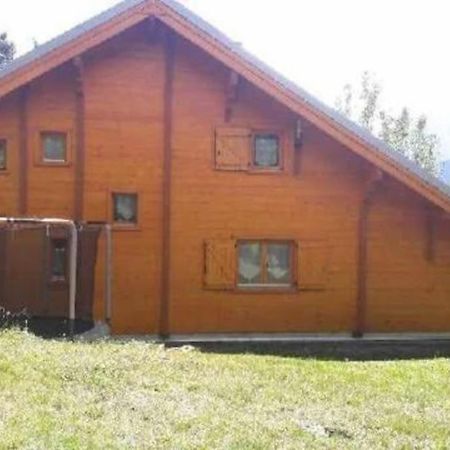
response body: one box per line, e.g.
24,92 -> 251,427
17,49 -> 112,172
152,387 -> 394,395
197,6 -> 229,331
0,0 -> 449,337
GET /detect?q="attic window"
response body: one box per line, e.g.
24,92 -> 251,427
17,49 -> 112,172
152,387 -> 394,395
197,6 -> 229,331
41,132 -> 68,164
253,133 -> 281,169
0,140 -> 7,170
214,127 -> 283,172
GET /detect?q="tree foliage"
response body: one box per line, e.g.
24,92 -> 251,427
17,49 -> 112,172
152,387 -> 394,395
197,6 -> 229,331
336,71 -> 440,176
0,32 -> 15,68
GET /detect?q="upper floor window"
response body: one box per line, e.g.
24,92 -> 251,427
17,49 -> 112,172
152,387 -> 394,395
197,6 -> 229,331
215,127 -> 283,172
238,240 -> 294,288
112,192 -> 138,226
41,132 -> 68,164
0,139 -> 7,171
253,133 -> 280,168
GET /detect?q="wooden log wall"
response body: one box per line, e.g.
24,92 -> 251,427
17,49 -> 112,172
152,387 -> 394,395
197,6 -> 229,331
0,21 -> 448,334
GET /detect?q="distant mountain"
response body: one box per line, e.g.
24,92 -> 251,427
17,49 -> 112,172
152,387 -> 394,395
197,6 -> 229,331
441,160 -> 450,184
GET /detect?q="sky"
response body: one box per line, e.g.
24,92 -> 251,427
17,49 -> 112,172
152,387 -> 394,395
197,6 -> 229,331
1,0 -> 449,160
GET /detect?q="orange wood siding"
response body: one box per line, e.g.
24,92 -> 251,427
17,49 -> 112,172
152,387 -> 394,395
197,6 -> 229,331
366,180 -> 450,332
0,92 -> 20,216
0,24 -> 448,334
168,38 -> 366,333
82,27 -> 165,334
26,65 -> 76,218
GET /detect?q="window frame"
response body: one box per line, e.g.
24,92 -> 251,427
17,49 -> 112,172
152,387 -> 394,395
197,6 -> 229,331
110,191 -> 140,230
0,138 -> 7,172
236,239 -> 297,291
39,131 -> 71,166
48,237 -> 69,286
250,131 -> 283,171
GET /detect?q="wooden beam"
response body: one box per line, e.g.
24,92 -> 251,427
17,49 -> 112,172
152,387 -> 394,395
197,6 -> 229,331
159,30 -> 176,338
73,56 -> 85,221
18,86 -> 29,216
224,70 -> 239,122
354,168 -> 383,338
145,16 -> 158,43
425,205 -> 442,262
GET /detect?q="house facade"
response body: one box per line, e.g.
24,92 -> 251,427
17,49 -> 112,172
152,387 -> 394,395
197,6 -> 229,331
0,0 -> 449,336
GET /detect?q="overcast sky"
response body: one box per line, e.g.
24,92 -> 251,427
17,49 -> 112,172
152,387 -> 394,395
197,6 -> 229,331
2,0 -> 449,159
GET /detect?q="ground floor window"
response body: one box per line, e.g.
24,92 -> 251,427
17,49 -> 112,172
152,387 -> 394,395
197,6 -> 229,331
237,240 -> 295,288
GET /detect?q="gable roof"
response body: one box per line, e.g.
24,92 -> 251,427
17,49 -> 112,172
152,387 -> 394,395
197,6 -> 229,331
1,0 -> 449,213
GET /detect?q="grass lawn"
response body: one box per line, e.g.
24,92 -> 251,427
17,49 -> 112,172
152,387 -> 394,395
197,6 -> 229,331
0,331 -> 449,449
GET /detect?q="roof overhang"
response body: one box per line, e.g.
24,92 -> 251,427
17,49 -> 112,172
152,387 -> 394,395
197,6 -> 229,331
1,0 -> 449,213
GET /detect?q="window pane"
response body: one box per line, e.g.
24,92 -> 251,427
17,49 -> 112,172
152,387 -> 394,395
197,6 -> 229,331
51,239 -> 67,280
267,243 -> 291,285
43,133 -> 67,162
238,242 -> 262,285
113,193 -> 138,224
254,134 -> 279,167
0,140 -> 6,170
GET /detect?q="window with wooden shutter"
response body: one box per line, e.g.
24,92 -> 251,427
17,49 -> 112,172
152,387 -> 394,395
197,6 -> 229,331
215,127 -> 251,171
204,239 -> 236,290
298,240 -> 330,290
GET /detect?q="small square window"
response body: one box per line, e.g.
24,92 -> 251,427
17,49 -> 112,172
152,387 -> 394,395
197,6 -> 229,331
112,193 -> 138,225
253,134 -> 280,168
50,238 -> 68,282
0,140 -> 7,170
41,132 -> 67,163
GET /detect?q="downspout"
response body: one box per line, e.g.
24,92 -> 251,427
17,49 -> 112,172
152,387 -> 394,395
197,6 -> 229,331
159,30 -> 176,339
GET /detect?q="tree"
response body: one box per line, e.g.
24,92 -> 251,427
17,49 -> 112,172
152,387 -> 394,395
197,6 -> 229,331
0,32 -> 15,68
335,71 -> 440,176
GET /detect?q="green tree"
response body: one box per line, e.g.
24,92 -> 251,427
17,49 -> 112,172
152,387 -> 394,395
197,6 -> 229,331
0,33 -> 15,68
336,71 -> 440,176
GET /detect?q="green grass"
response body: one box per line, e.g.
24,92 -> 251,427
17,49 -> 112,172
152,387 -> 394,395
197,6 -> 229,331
0,330 -> 449,449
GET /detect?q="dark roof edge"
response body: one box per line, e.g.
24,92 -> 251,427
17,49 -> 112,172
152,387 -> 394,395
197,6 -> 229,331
0,0 -> 146,80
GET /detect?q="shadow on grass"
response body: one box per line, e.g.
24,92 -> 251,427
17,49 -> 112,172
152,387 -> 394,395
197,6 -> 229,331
166,341 -> 450,361
4,314 -> 450,361
1,317 -> 94,339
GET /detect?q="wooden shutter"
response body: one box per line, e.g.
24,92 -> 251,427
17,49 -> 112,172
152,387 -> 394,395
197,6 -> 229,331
204,239 -> 236,290
298,240 -> 330,290
215,127 -> 251,171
